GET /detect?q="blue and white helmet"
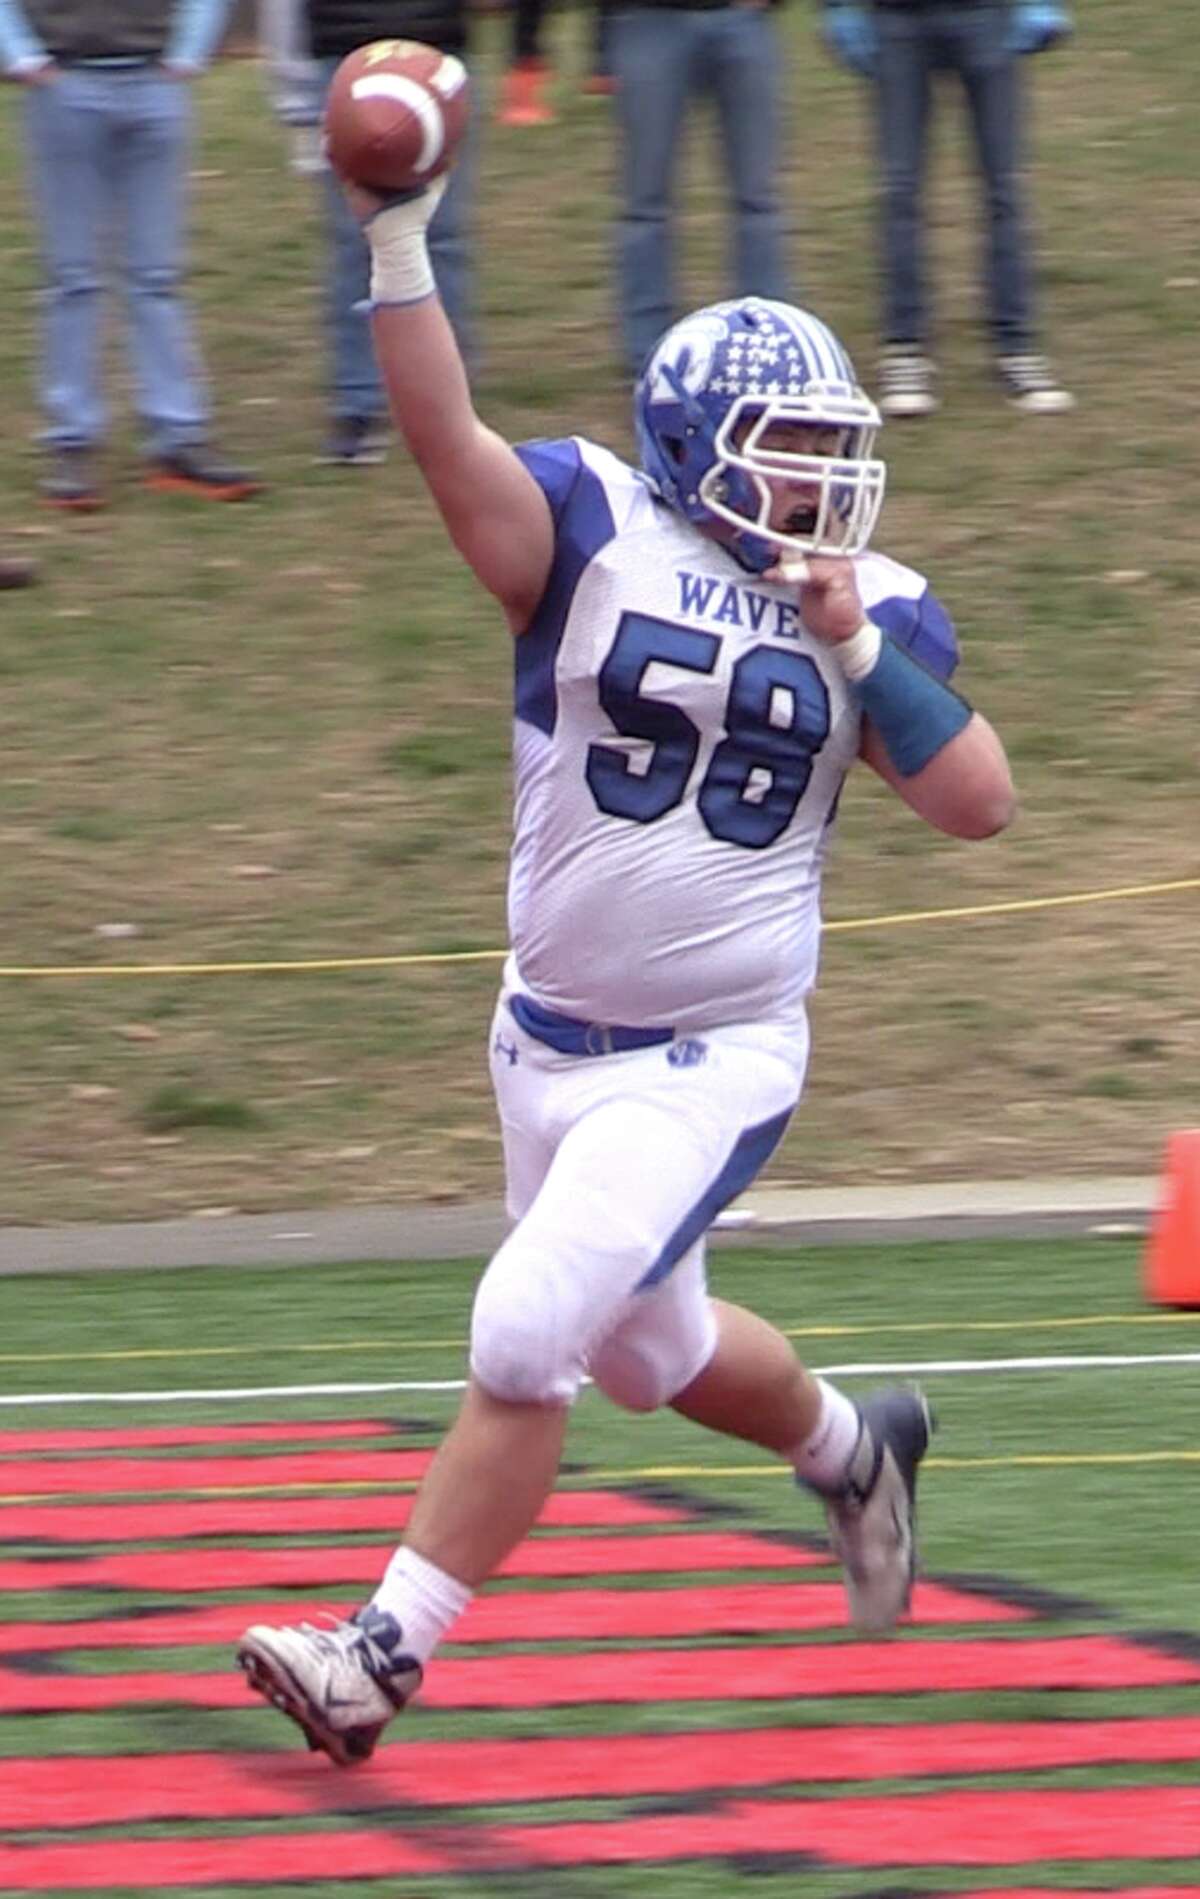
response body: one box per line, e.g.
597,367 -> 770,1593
634,297 -> 886,572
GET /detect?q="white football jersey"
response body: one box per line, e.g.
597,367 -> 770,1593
504,438 -> 958,1038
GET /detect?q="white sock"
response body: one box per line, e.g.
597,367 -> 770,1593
791,1379 -> 862,1491
368,1545 -> 473,1666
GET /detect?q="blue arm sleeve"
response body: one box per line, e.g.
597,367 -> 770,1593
855,636 -> 972,777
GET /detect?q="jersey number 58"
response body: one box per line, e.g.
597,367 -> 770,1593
586,611 -> 832,850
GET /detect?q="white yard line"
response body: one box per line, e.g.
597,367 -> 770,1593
3,1350 -> 1200,1407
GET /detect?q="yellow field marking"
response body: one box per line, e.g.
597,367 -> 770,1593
4,1447 -> 1199,1505
0,1480 -> 420,1504
0,1309 -> 1191,1368
0,949 -> 507,979
580,1450 -> 1200,1482
1,877 -> 1195,978
786,1314 -> 1192,1344
785,1313 -> 1195,1340
0,1338 -> 469,1365
824,877 -> 1200,934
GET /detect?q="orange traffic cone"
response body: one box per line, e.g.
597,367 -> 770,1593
1144,1129 -> 1200,1307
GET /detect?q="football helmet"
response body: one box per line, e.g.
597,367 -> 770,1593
634,297 -> 886,573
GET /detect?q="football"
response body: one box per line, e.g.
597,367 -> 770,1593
323,40 -> 471,193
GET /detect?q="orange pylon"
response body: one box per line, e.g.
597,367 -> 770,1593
1144,1129 -> 1200,1307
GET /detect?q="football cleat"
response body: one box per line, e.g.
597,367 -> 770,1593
804,1386 -> 933,1634
236,1605 -> 422,1765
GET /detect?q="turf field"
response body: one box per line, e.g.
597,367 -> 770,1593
2,1234 -> 1198,1895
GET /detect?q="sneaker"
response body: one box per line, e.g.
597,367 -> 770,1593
995,352 -> 1076,414
290,123 -> 328,176
805,1386 -> 933,1634
315,414 -> 389,467
877,347 -> 939,419
40,446 -> 104,512
579,72 -> 616,99
145,446 -> 263,501
236,1605 -> 422,1766
496,59 -> 556,128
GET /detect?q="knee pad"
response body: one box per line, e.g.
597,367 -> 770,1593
589,1334 -> 675,1413
590,1296 -> 718,1415
468,1244 -> 586,1407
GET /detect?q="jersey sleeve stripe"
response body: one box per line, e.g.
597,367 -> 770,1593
514,439 -> 619,736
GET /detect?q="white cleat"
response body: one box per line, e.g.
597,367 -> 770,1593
236,1605 -> 421,1766
806,1386 -> 934,1634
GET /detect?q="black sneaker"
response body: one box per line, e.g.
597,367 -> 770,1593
316,415 -> 389,466
145,446 -> 263,501
803,1386 -> 934,1633
40,446 -> 104,512
877,346 -> 939,418
995,352 -> 1075,414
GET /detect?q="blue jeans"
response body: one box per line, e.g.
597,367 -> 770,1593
874,2 -> 1034,351
611,6 -> 791,377
23,68 -> 210,453
318,57 -> 476,419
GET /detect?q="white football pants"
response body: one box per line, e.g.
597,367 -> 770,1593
468,996 -> 808,1409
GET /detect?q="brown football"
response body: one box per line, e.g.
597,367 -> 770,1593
323,40 -> 470,192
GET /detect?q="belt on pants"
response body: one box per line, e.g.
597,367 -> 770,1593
509,993 -> 675,1058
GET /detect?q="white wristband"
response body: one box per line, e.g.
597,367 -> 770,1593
366,178 -> 447,306
830,621 -> 883,683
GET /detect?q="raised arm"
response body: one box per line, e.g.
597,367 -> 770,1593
351,181 -> 555,635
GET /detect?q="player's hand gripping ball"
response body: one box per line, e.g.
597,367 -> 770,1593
323,40 -> 470,193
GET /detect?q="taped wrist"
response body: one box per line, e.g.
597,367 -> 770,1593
366,182 -> 445,306
848,630 -> 973,777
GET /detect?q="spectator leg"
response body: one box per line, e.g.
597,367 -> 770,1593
613,9 -> 695,376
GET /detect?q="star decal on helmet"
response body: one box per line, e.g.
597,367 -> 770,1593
634,295 -> 886,569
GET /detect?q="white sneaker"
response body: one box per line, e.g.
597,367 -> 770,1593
236,1605 -> 422,1765
804,1386 -> 933,1634
290,124 -> 328,176
995,352 -> 1076,414
877,347 -> 939,418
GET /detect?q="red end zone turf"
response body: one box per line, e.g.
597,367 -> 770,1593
2,1633 -> 1196,1714
0,1486 -> 689,1541
6,1718 -> 1200,1828
0,1529 -> 828,1591
0,1787 -> 1198,1887
2,1421 -> 1194,1891
0,1576 -> 1025,1657
0,1448 -> 435,1494
0,1420 -> 396,1454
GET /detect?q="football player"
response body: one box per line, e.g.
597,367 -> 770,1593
238,172 -> 1016,1767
